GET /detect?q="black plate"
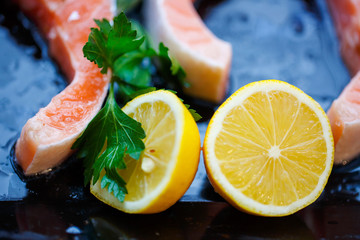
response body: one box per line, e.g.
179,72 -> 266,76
1,0 -> 360,239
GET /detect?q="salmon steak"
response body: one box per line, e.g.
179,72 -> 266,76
327,0 -> 360,76
15,0 -> 112,175
144,0 -> 232,103
327,72 -> 360,165
327,0 -> 360,164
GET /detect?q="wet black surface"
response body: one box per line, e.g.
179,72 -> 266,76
1,0 -> 360,239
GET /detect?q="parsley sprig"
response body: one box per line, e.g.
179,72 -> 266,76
72,85 -> 145,201
72,12 -> 200,202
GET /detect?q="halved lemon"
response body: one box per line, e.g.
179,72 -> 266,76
204,80 -> 334,216
91,90 -> 201,213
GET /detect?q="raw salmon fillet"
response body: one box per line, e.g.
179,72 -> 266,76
145,0 -> 232,103
15,0 -> 113,175
327,0 -> 360,164
328,72 -> 360,164
327,0 -> 360,76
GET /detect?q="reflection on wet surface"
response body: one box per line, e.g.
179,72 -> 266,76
0,202 -> 359,239
0,0 -> 360,239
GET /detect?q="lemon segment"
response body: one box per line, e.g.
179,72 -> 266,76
91,90 -> 201,214
204,80 -> 334,216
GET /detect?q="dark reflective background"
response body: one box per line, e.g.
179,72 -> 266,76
1,0 -> 360,239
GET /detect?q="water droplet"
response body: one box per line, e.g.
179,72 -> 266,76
66,226 -> 82,235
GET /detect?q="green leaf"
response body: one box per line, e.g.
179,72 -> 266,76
107,35 -> 145,63
113,51 -> 152,88
129,87 -> 157,99
72,86 -> 145,201
184,104 -> 202,122
83,28 -> 110,73
116,0 -> 142,13
108,13 -> 145,62
113,48 -> 156,103
101,174 -> 127,202
131,20 -> 152,51
113,12 -> 137,38
153,43 -> 189,89
83,13 -> 144,73
95,18 -> 112,37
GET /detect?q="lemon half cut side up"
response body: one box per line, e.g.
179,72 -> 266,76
204,80 -> 334,216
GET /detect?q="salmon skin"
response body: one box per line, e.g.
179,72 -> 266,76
15,0 -> 113,175
327,0 -> 360,164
